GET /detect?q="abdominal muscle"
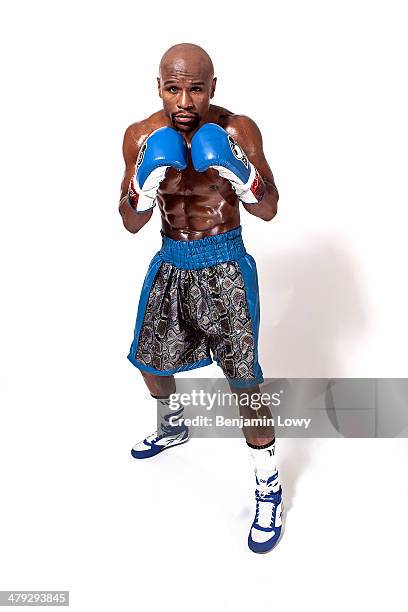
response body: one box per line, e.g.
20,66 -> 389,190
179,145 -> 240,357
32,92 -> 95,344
157,164 -> 241,241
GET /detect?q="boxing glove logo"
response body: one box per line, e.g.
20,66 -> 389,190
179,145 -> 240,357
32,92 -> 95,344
228,135 -> 249,169
136,142 -> 147,169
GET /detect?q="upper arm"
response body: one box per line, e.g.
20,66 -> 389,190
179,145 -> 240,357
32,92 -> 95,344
120,121 -> 153,200
226,115 -> 277,187
120,124 -> 139,200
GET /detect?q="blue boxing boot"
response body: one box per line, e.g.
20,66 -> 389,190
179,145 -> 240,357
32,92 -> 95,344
247,439 -> 285,553
131,398 -> 189,459
248,472 -> 284,553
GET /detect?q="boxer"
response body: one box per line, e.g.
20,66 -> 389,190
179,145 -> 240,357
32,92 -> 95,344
119,43 -> 283,553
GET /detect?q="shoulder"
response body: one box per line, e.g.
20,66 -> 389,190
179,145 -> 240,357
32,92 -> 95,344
209,105 -> 262,139
223,114 -> 262,141
218,114 -> 264,154
122,110 -> 167,163
123,110 -> 166,146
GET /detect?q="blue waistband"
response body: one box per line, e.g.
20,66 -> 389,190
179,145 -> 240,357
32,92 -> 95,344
159,226 -> 247,270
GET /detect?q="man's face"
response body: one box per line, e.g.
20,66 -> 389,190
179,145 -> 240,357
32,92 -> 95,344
157,59 -> 216,133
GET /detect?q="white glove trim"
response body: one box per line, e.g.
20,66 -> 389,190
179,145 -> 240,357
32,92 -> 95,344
212,163 -> 259,204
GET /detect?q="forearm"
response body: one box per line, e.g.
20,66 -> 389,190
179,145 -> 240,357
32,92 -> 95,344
242,180 -> 279,221
119,196 -> 153,233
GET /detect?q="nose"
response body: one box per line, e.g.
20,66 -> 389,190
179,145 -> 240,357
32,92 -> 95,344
178,88 -> 194,111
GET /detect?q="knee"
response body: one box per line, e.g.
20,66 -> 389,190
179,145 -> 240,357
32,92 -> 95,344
140,371 -> 160,385
140,371 -> 176,396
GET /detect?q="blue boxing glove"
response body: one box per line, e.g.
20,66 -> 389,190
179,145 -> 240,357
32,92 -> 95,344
191,123 -> 265,204
128,127 -> 187,212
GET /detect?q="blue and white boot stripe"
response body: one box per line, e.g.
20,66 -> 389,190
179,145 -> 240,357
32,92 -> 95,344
131,426 -> 189,459
248,472 -> 284,553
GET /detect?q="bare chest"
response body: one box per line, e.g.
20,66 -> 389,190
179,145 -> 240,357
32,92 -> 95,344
159,157 -> 226,198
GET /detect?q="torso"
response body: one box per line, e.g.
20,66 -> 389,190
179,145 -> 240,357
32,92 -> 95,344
135,105 -> 241,240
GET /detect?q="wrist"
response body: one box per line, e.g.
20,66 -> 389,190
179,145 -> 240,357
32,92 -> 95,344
238,163 -> 266,204
127,176 -> 156,213
127,176 -> 139,210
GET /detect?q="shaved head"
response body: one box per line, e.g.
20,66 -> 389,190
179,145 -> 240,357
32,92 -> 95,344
159,43 -> 214,81
157,43 -> 216,133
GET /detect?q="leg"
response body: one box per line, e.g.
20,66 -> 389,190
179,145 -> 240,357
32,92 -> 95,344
140,371 -> 176,398
228,382 -> 275,446
229,382 -> 283,554
131,372 -> 189,459
228,380 -> 279,490
127,258 -> 208,459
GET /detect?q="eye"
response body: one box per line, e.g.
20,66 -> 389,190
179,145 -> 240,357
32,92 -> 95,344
167,86 -> 178,93
191,87 -> 202,92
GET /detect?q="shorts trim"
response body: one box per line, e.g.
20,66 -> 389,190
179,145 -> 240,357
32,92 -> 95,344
127,354 -> 213,376
236,253 -> 264,385
226,375 -> 264,388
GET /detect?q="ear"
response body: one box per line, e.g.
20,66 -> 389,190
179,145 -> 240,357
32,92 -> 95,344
210,77 -> 217,99
157,77 -> 162,99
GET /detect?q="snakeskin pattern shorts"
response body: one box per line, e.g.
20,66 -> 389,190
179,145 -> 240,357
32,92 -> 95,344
127,226 -> 263,387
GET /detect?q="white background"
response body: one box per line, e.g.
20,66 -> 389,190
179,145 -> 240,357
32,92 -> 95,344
1,1 -> 407,610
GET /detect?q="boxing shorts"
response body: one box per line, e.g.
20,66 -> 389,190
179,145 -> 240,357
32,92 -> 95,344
127,226 -> 264,388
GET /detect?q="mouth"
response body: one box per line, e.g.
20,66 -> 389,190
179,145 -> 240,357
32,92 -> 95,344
174,114 -> 197,124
